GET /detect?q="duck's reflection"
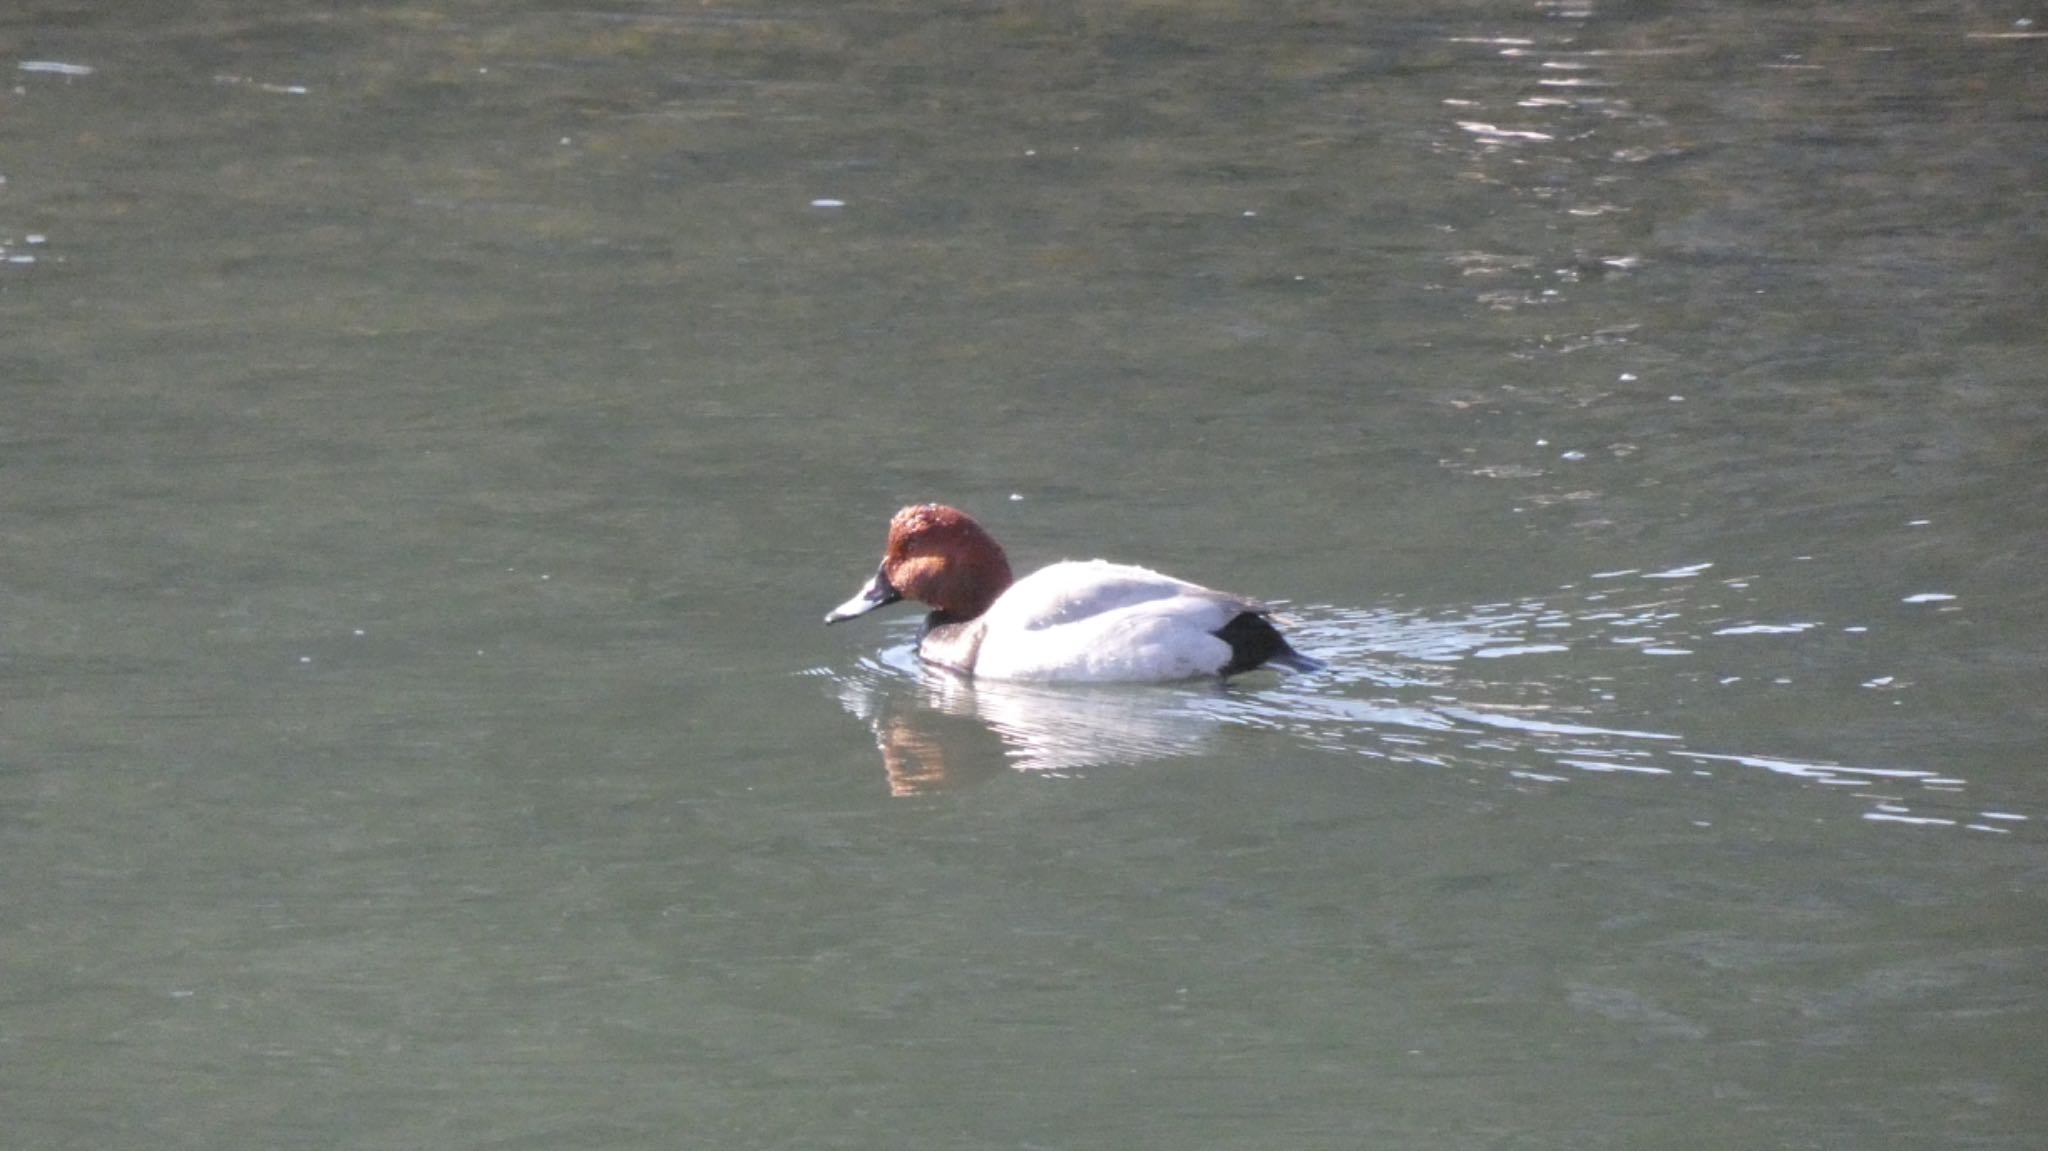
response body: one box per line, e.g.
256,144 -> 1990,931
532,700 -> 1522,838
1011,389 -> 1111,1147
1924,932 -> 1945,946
832,643 -> 1232,795
866,707 -> 1001,797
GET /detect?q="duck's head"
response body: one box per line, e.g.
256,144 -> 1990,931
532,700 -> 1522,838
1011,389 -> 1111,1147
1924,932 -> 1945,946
825,504 -> 1014,624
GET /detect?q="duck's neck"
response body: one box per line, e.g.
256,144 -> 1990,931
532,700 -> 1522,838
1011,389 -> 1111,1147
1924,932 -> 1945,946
930,558 -> 1011,621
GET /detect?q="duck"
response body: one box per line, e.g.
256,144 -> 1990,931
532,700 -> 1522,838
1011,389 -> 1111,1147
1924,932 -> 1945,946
825,504 -> 1320,682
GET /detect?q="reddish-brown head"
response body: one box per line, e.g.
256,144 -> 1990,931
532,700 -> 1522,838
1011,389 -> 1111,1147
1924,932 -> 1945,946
882,504 -> 1013,619
825,504 -> 1014,625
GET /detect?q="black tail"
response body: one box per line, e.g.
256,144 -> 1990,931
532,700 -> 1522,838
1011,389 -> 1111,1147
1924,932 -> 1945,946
1213,611 -> 1322,677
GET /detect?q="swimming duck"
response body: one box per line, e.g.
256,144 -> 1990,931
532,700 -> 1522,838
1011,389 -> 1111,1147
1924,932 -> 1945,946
825,504 -> 1319,682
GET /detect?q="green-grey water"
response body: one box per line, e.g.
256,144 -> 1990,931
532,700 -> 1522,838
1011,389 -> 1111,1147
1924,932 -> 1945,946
3,2 -> 2044,1148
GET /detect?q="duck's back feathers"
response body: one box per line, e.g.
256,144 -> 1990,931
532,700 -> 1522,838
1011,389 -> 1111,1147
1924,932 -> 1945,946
985,561 -> 1228,627
965,561 -> 1300,682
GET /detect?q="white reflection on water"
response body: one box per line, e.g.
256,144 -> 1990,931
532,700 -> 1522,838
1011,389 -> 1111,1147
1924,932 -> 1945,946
815,566 -> 2020,833
829,646 -> 1230,794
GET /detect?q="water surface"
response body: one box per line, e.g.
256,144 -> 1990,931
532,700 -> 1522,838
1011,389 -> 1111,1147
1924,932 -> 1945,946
3,2 -> 2044,1148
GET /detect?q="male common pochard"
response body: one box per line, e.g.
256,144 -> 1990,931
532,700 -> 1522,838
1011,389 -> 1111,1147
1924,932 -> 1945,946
825,504 -> 1320,682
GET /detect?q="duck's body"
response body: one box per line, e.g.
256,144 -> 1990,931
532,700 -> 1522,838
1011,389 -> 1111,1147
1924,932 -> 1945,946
826,505 -> 1318,683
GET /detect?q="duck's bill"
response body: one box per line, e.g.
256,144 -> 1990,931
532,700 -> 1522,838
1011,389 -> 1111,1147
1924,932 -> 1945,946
824,568 -> 902,623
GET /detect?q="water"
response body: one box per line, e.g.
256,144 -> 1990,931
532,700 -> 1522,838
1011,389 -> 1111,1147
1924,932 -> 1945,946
3,2 -> 2044,1147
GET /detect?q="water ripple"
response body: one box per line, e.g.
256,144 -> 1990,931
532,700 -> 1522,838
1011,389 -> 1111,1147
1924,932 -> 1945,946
816,564 -> 2019,837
